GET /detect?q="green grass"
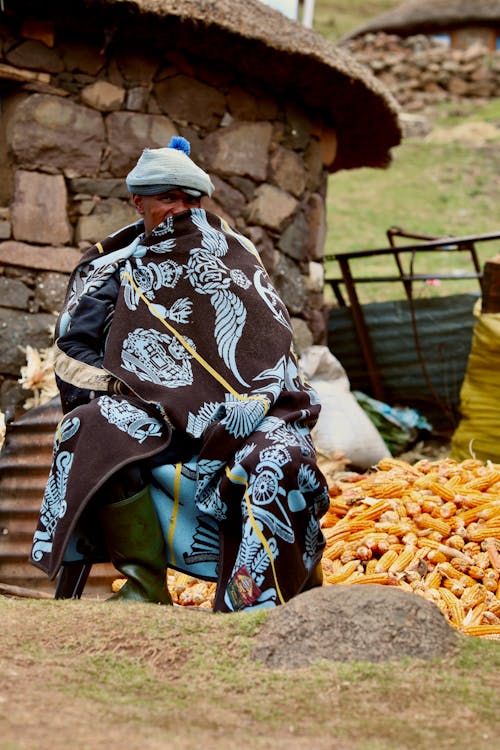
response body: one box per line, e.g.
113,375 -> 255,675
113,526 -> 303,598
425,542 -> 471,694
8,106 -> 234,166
1,596 -> 500,749
314,0 -> 401,41
325,111 -> 500,304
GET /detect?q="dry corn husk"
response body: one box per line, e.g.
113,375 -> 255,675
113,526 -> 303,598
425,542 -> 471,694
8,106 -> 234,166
0,410 -> 6,451
18,345 -> 58,409
112,456 -> 500,637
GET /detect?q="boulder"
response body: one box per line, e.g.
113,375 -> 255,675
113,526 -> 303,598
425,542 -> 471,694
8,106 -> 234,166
34,271 -> 70,314
11,171 -> 71,245
5,40 -> 63,74
0,308 -> 56,375
0,277 -> 30,310
252,585 -> 459,668
105,111 -> 177,175
80,81 -> 125,112
202,122 -> 273,181
6,94 -> 105,176
273,254 -> 308,315
154,74 -> 226,129
270,146 -> 306,198
75,198 -> 138,244
246,184 -> 298,232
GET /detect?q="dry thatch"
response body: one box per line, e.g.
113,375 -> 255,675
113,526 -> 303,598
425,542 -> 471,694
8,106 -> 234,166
14,0 -> 401,170
344,0 -> 500,40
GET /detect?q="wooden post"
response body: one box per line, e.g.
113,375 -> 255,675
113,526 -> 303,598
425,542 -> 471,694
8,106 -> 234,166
481,254 -> 500,313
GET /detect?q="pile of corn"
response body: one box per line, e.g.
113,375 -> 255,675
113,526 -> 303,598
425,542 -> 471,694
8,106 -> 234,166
115,457 -> 500,637
166,572 -> 216,609
322,457 -> 500,639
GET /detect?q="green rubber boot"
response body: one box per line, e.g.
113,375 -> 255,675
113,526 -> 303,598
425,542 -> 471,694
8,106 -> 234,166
100,485 -> 172,604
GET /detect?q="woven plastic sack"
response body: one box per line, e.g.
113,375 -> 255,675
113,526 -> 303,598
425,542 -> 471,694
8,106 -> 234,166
451,300 -> 500,462
299,346 -> 390,469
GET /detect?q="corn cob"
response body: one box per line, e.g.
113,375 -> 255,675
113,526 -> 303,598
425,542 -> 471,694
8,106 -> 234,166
374,549 -> 399,572
438,588 -> 465,627
461,624 -> 500,638
424,568 -> 442,589
464,471 -> 500,492
460,583 -> 488,609
429,482 -> 456,502
326,560 -> 360,584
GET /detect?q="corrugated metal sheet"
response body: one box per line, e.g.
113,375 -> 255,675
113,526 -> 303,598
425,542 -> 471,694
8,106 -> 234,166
0,398 -> 116,597
328,293 -> 478,430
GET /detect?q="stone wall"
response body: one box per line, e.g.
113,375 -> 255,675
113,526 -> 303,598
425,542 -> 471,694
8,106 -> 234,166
343,32 -> 500,111
0,20 -> 332,418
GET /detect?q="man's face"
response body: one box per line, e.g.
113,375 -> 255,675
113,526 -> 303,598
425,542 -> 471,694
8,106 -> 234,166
132,191 -> 197,235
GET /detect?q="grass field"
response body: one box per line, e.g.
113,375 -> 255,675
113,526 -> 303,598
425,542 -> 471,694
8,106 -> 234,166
1,596 -> 499,750
312,4 -> 500,303
314,0 -> 401,41
324,91 -> 500,304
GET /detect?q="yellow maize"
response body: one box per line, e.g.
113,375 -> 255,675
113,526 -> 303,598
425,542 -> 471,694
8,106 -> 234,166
388,546 -> 417,574
462,624 -> 500,637
429,482 -> 456,502
467,522 -> 500,543
322,540 -> 346,560
424,569 -> 442,589
347,573 -> 393,585
464,471 -> 500,492
326,560 -> 360,584
415,513 -> 451,537
461,583 -> 488,609
438,588 -> 465,627
375,549 -> 399,572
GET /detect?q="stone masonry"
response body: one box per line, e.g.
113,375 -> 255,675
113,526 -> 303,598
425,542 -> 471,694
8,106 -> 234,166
343,32 -> 500,111
0,20 -> 334,418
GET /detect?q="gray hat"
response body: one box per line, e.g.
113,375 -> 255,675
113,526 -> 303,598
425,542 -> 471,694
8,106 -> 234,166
126,136 -> 214,197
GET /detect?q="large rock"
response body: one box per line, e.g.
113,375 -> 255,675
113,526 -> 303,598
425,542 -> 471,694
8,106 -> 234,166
270,146 -> 306,198
246,184 -> 298,231
5,40 -> 64,74
202,122 -> 273,181
154,74 -> 226,129
273,254 -> 308,315
252,585 -> 459,668
0,308 -> 56,375
227,86 -> 279,121
59,41 -> 105,75
307,194 -> 327,261
278,211 -> 309,261
75,198 -> 138,244
34,271 -> 70,314
115,53 -> 159,85
11,171 -> 71,245
0,241 -> 81,274
80,81 -> 125,112
68,178 -> 129,199
6,94 -> 105,176
0,277 -> 30,310
105,111 -> 177,175
211,176 -> 246,220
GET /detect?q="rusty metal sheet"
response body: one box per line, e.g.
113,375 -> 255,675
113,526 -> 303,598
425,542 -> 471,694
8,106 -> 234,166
0,397 -> 116,597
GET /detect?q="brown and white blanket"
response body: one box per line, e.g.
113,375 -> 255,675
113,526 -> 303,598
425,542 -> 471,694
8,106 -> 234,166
31,209 -> 329,611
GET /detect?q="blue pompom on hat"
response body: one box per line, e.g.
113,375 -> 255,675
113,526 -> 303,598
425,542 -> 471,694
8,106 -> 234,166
126,135 -> 214,197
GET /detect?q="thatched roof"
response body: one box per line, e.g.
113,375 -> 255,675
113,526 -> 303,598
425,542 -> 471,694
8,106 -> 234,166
344,0 -> 500,40
9,0 -> 401,171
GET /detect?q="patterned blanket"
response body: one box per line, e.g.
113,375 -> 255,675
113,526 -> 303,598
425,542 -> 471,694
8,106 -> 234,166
31,209 -> 329,611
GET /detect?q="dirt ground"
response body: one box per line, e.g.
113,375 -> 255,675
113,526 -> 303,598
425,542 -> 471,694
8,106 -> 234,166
1,591 -> 499,750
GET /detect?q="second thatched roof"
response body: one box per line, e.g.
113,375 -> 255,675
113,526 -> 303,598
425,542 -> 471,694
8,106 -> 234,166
344,0 -> 500,40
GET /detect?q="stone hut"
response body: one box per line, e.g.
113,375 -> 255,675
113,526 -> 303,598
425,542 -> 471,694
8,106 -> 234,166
0,0 -> 400,420
344,0 -> 500,51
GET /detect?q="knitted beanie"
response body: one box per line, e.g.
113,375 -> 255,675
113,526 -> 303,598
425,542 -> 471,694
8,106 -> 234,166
126,136 -> 214,197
